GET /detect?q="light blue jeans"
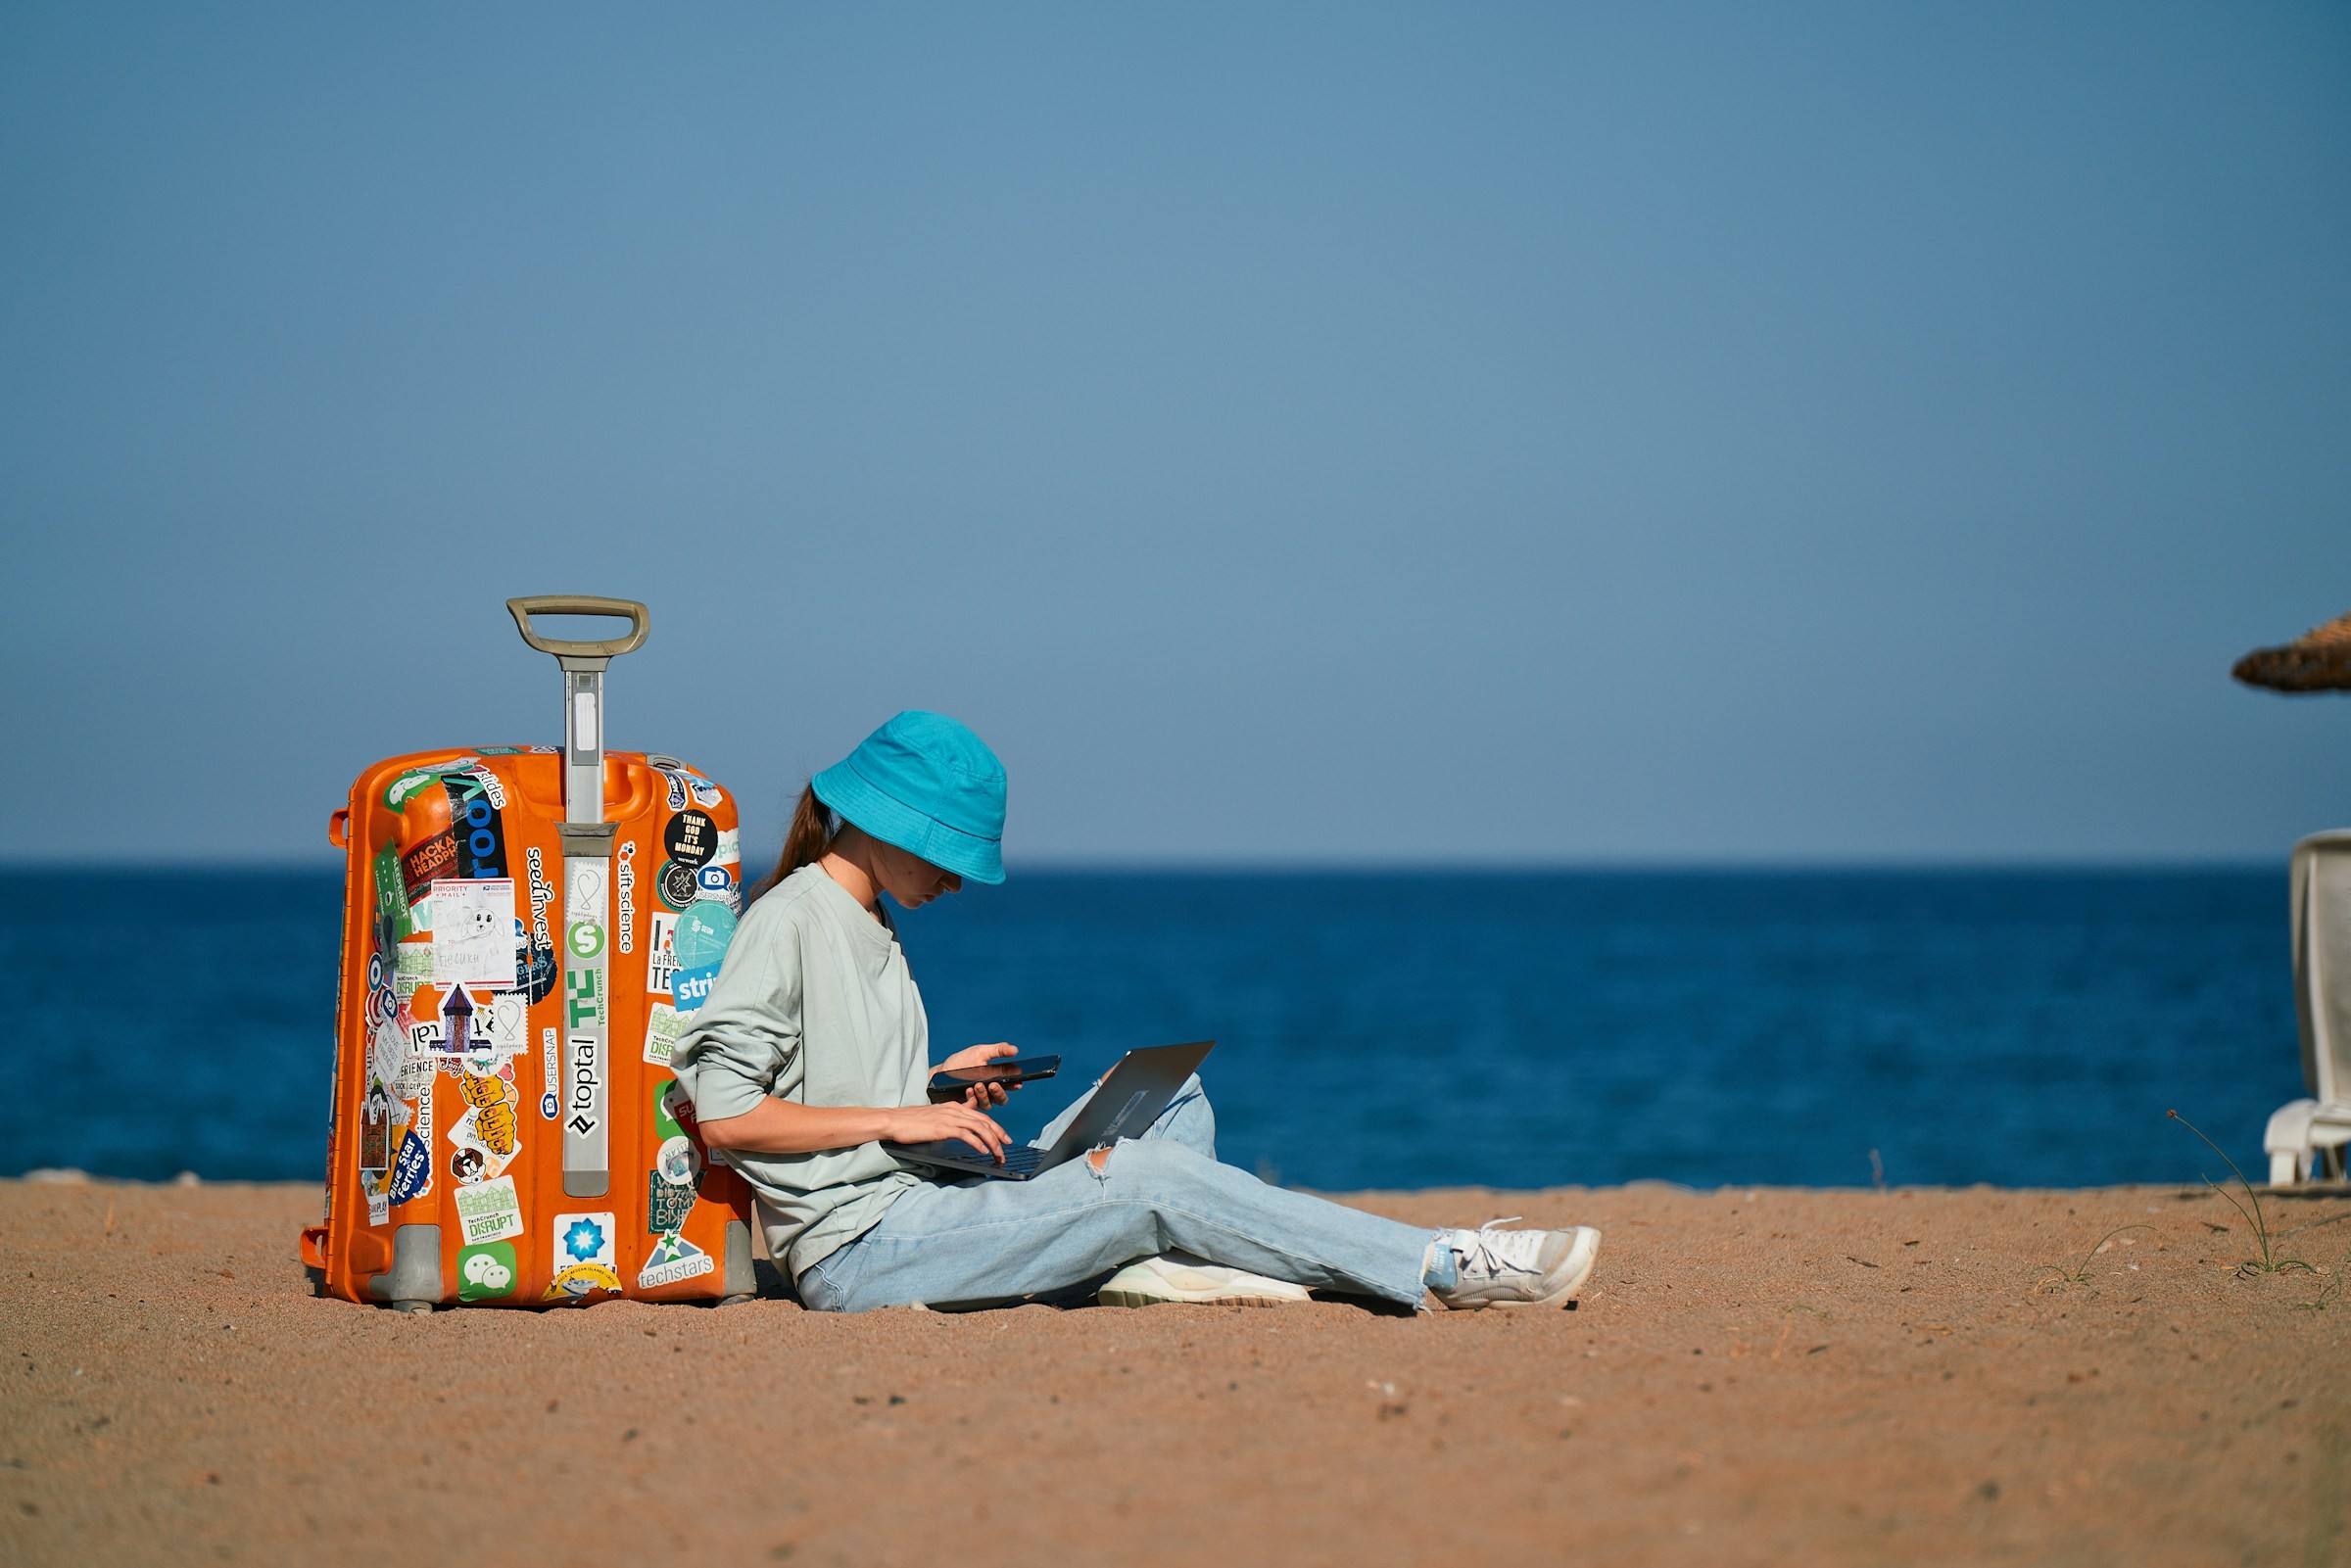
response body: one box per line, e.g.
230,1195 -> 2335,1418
796,1075 -> 1442,1312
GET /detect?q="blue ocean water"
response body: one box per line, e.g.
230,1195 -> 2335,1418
3,868 -> 2303,1191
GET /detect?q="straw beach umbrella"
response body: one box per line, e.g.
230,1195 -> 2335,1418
2233,608 -> 2351,1191
2233,609 -> 2351,693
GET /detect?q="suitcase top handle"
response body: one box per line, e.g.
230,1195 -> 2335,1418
505,595 -> 650,662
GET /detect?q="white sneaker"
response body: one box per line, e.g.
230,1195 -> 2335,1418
1096,1254 -> 1313,1308
1427,1218 -> 1601,1309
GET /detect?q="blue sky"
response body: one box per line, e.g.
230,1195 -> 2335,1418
3,3 -> 2347,865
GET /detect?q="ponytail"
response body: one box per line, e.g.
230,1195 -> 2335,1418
753,784 -> 838,900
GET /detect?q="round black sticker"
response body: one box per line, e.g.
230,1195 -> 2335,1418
659,859 -> 700,912
664,809 -> 717,868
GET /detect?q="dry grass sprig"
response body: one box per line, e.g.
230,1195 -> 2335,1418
2168,1110 -> 2316,1277
2033,1223 -> 2151,1294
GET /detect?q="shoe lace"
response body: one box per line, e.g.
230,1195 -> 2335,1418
1454,1216 -> 1536,1280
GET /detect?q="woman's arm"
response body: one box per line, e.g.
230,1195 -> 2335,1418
699,1096 -> 1011,1161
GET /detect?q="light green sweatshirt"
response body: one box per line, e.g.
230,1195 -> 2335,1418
669,864 -> 927,1276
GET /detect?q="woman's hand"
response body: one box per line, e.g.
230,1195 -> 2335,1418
936,1041 -> 1020,1108
883,1100 -> 1010,1163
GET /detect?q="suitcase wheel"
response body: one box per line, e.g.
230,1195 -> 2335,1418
298,1225 -> 328,1269
390,1299 -> 434,1314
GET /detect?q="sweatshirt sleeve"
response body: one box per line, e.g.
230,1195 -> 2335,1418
669,899 -> 804,1123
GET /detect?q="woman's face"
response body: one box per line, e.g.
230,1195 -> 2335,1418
871,839 -> 962,909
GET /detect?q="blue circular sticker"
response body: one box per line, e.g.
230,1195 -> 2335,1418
673,902 -> 737,971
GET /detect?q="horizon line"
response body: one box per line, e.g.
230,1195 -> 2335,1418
0,852 -> 2286,877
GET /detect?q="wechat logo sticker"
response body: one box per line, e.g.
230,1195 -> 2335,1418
456,1241 -> 517,1302
383,771 -> 437,809
566,921 -> 604,960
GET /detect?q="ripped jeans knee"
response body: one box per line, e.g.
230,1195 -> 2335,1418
1080,1133 -> 1199,1195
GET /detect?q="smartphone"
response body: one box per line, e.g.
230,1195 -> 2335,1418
927,1055 -> 1062,1102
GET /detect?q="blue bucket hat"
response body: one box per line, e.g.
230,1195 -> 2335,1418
811,711 -> 1007,885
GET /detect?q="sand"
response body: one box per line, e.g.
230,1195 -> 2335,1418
3,1178 -> 2347,1567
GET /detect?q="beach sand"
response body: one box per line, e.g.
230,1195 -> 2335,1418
4,1178 -> 2346,1567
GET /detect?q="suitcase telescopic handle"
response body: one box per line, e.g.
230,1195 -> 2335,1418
506,594 -> 647,831
505,602 -> 638,1195
505,595 -> 650,661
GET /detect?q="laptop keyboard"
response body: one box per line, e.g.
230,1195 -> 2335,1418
903,1140 -> 1045,1174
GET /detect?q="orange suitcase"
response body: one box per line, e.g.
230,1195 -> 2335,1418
303,596 -> 755,1309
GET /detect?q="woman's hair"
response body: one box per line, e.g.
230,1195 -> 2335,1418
753,784 -> 839,899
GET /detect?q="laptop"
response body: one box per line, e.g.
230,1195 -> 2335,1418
885,1040 -> 1214,1181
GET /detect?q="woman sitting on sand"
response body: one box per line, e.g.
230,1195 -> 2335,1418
672,711 -> 1602,1313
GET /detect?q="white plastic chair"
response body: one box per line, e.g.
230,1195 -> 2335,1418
2264,831 -> 2351,1184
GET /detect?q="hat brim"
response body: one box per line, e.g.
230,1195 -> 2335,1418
812,761 -> 1005,885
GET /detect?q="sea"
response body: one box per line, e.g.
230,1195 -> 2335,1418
3,867 -> 2306,1193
